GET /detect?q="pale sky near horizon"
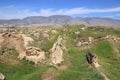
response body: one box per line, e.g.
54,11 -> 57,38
0,0 -> 120,20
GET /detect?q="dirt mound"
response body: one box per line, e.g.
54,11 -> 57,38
58,65 -> 68,70
0,47 -> 20,65
21,34 -> 34,47
0,29 -> 26,59
0,29 -> 35,60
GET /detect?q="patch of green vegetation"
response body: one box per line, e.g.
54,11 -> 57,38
57,29 -> 104,80
57,25 -> 120,80
57,49 -> 104,80
0,60 -> 50,80
0,47 -> 50,80
91,40 -> 120,80
1,25 -> 120,80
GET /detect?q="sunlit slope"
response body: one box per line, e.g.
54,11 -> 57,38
0,25 -> 120,80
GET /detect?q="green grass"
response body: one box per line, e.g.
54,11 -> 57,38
57,25 -> 120,80
0,60 -> 50,80
0,25 -> 120,80
91,40 -> 120,80
56,30 -> 104,80
57,49 -> 104,80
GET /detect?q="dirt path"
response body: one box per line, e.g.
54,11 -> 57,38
96,67 -> 110,80
41,68 -> 57,80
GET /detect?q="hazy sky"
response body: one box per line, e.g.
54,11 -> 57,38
0,0 -> 120,19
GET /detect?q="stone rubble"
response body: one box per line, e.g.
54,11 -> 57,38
25,47 -> 45,64
74,35 -> 120,46
74,37 -> 91,46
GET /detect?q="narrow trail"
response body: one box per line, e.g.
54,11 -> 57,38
96,67 -> 110,80
91,49 -> 110,80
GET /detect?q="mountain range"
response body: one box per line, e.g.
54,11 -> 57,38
0,15 -> 120,27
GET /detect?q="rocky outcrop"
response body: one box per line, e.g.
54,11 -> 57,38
86,52 -> 100,68
25,47 -> 45,64
0,72 -> 5,80
49,35 -> 65,65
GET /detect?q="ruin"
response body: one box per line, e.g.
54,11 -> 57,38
25,47 -> 45,64
49,35 -> 64,65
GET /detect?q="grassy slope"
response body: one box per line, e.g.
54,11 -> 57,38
0,26 -> 120,80
57,25 -> 120,80
57,27 -> 104,80
92,40 -> 120,80
0,63 -> 47,80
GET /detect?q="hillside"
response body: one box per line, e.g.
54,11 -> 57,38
0,15 -> 120,27
0,25 -> 120,80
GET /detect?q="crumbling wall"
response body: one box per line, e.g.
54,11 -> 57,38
25,47 -> 45,64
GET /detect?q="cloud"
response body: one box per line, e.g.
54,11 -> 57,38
65,7 -> 120,14
0,6 -> 120,19
38,7 -> 120,16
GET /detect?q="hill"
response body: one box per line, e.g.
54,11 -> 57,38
0,15 -> 120,27
0,25 -> 120,80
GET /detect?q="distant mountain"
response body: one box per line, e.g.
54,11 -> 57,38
0,15 -> 120,27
